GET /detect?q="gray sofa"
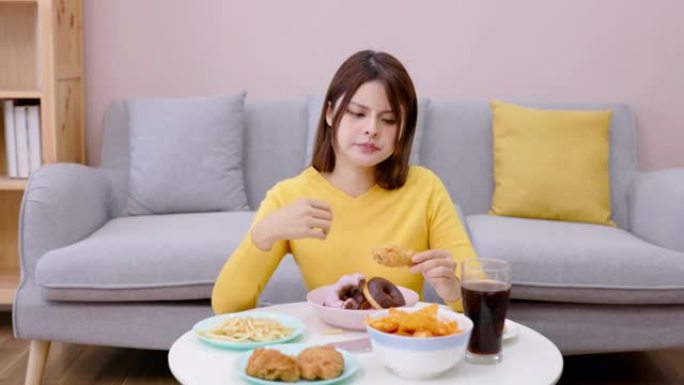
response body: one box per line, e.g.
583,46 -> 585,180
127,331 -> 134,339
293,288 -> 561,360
13,97 -> 684,378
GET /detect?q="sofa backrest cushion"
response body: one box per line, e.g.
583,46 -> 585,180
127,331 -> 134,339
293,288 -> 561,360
243,99 -> 309,209
125,93 -> 249,215
421,100 -> 637,229
101,98 -> 309,216
489,100 -> 614,226
101,100 -> 130,217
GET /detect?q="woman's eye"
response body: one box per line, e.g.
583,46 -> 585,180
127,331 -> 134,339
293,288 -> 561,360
346,109 -> 364,118
383,119 -> 396,125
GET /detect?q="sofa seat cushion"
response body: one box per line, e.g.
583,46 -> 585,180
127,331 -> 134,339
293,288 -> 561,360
467,215 -> 684,305
37,212 -> 261,302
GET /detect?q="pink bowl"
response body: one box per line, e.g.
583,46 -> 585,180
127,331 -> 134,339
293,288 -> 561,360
306,284 -> 420,330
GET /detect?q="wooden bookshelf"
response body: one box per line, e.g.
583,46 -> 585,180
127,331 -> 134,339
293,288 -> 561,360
0,0 -> 84,306
0,192 -> 21,307
0,176 -> 28,191
0,90 -> 42,99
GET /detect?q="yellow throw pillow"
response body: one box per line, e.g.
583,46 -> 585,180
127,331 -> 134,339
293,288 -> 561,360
489,100 -> 614,226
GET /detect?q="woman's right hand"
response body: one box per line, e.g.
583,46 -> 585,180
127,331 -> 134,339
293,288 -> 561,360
251,198 -> 333,250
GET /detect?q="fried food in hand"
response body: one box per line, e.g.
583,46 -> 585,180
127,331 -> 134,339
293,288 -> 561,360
372,244 -> 414,267
296,346 -> 344,380
245,348 -> 300,382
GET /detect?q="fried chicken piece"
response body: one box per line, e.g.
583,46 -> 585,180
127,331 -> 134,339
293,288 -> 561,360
296,346 -> 344,380
245,348 -> 300,382
372,244 -> 414,267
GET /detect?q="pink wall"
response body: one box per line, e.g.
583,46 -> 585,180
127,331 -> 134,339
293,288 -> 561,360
84,0 -> 684,170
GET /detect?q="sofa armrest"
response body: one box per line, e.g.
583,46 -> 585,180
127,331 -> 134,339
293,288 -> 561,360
19,163 -> 113,278
629,168 -> 684,253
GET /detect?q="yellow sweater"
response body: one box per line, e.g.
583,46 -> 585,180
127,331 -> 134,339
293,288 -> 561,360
211,166 -> 478,314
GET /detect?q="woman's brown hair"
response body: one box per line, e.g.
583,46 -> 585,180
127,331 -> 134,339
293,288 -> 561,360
311,50 -> 418,190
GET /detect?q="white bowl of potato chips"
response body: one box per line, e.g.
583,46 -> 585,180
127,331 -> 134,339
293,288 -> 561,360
365,304 -> 473,379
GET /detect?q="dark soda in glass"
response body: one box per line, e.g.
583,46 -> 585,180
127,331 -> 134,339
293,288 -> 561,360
462,279 -> 511,355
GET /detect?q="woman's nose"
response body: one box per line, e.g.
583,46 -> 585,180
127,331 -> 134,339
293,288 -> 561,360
364,119 -> 379,137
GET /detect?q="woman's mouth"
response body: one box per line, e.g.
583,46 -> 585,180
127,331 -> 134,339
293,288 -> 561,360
356,143 -> 380,153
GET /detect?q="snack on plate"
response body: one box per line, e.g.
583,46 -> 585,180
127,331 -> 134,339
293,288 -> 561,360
245,346 -> 344,382
373,244 -> 414,267
246,348 -> 300,382
363,277 -> 406,309
323,274 -> 405,310
323,273 -> 371,310
297,346 -> 345,380
366,304 -> 461,337
199,316 -> 292,342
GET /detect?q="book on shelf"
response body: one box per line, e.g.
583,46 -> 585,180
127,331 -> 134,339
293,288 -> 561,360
27,105 -> 42,173
3,100 -> 18,178
2,100 -> 42,179
14,105 -> 30,178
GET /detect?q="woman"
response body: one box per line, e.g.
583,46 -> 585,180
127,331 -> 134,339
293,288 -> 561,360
212,50 -> 477,314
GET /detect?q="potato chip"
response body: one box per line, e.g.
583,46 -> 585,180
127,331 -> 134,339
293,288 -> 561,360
366,304 -> 461,337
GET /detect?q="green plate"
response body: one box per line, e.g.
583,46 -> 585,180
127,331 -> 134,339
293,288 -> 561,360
235,343 -> 359,385
193,312 -> 305,350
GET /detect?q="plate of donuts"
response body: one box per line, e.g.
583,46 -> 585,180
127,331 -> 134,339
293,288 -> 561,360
306,274 -> 419,330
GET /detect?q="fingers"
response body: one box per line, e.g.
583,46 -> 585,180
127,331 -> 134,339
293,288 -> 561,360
297,198 -> 333,240
308,218 -> 331,233
410,251 -> 455,274
411,249 -> 449,264
408,249 -> 461,303
304,199 -> 332,221
410,259 -> 455,275
305,228 -> 327,240
311,207 -> 332,220
425,266 -> 457,280
306,198 -> 331,212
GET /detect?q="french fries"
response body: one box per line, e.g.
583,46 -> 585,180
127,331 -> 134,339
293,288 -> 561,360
199,316 -> 293,343
366,304 -> 460,337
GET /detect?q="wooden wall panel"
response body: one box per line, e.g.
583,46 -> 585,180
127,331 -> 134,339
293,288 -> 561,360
55,78 -> 84,163
55,0 -> 82,80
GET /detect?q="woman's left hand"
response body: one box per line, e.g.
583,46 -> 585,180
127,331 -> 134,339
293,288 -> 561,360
410,250 -> 461,303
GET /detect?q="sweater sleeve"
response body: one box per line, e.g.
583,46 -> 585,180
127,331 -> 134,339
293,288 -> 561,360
427,174 -> 479,312
211,186 -> 290,314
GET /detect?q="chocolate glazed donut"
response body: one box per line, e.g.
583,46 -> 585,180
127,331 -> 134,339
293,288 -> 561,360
363,277 -> 406,309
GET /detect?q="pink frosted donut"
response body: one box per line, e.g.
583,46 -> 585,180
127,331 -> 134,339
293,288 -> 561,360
333,273 -> 366,293
323,273 -> 368,309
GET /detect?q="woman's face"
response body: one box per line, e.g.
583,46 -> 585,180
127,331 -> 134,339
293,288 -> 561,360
326,80 -> 399,170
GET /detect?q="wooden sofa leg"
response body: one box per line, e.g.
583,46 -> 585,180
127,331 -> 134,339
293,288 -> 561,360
24,340 -> 50,385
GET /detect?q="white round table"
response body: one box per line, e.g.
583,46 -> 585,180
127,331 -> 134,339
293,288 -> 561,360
168,302 -> 563,385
